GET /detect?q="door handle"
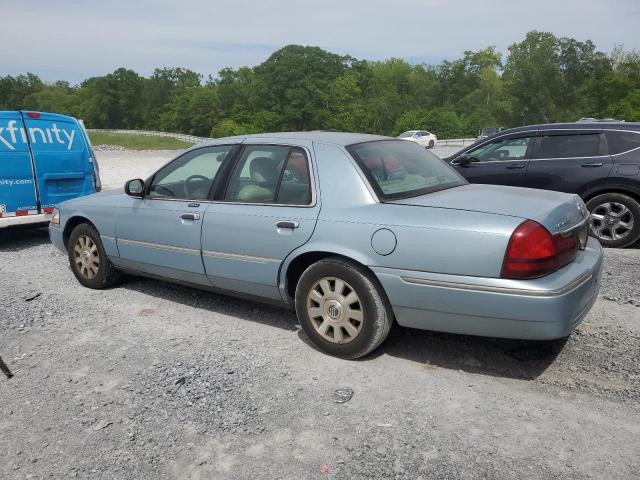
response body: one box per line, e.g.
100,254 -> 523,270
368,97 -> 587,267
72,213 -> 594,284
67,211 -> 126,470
505,163 -> 526,169
276,221 -> 299,229
581,162 -> 603,167
180,213 -> 200,221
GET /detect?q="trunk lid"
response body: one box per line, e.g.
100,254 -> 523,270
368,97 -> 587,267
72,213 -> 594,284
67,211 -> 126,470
388,184 -> 588,234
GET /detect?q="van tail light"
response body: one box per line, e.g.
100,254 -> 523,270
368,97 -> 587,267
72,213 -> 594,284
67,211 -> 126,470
501,220 -> 578,279
26,112 -> 41,119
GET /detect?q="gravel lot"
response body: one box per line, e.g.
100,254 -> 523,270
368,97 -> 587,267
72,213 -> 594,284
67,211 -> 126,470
1,148 -> 639,479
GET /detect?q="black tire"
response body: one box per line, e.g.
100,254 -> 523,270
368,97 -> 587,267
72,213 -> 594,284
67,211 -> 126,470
67,223 -> 121,289
428,140 -> 435,149
586,193 -> 640,248
294,257 -> 393,359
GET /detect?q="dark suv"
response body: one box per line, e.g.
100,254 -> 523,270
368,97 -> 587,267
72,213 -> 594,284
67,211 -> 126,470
447,123 -> 640,248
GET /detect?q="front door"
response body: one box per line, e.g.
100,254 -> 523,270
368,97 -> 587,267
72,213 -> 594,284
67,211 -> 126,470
116,145 -> 237,284
201,140 -> 320,300
452,134 -> 535,186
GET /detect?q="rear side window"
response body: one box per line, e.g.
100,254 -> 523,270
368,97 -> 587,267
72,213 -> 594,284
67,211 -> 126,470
605,131 -> 640,155
535,134 -> 600,159
224,145 -> 312,205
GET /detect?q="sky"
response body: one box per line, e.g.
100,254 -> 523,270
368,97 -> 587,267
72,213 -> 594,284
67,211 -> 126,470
2,0 -> 640,84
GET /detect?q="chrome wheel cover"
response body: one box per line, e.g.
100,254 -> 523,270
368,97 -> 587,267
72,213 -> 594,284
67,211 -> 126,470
73,235 -> 100,279
306,277 -> 364,344
590,202 -> 635,242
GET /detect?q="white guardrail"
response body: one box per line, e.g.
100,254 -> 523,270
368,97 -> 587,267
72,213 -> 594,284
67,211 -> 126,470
88,129 -> 209,144
88,129 -> 477,147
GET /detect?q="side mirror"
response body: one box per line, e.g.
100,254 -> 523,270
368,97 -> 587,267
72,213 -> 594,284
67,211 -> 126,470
454,155 -> 477,167
125,178 -> 145,198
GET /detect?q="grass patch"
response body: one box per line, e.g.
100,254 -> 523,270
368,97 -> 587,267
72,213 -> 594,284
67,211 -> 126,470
88,132 -> 195,150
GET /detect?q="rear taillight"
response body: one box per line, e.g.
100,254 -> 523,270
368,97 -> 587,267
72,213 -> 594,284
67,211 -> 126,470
501,220 -> 578,279
26,112 -> 41,119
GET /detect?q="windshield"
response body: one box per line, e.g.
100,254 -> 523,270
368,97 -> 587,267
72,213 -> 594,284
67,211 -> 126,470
347,140 -> 467,200
398,131 -> 414,138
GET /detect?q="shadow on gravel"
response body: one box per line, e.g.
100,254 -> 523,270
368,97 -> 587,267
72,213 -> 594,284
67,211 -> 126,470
0,225 -> 50,251
372,326 -> 568,380
122,277 -> 299,332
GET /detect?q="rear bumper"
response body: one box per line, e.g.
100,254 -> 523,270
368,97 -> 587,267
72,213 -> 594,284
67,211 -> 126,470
374,237 -> 603,340
0,213 -> 51,228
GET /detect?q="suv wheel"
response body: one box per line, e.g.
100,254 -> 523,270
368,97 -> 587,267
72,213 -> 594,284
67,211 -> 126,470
586,193 -> 640,248
294,257 -> 393,359
68,223 -> 121,288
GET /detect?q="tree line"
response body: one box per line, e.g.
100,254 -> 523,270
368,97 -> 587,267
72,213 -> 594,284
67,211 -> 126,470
2,31 -> 639,139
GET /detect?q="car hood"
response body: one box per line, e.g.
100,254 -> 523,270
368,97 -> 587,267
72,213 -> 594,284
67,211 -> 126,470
388,184 -> 588,234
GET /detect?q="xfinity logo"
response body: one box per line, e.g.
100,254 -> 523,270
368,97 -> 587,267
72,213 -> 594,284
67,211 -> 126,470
0,120 -> 76,151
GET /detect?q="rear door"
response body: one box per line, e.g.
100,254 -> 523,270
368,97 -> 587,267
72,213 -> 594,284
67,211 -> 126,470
0,112 -> 38,218
201,139 -> 319,300
21,112 -> 95,213
451,133 -> 535,186
526,129 -> 612,195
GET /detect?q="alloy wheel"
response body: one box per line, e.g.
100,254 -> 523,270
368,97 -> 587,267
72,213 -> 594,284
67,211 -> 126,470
73,235 -> 100,279
590,202 -> 635,242
306,277 -> 364,344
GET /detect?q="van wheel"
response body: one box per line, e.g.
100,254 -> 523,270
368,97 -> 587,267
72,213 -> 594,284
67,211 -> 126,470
68,223 -> 121,288
294,257 -> 393,359
586,193 -> 640,248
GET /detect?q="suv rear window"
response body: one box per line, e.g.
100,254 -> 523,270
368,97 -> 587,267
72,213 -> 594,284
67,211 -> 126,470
605,131 -> 640,155
347,140 -> 466,200
535,134 -> 600,158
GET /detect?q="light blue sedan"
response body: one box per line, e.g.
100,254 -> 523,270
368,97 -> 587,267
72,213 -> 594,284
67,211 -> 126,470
49,132 -> 603,358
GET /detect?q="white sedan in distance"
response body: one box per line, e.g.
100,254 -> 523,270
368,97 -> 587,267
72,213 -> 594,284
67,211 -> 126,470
398,130 -> 438,149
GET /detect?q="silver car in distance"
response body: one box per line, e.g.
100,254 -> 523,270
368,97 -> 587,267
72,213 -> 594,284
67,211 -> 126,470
49,132 -> 603,359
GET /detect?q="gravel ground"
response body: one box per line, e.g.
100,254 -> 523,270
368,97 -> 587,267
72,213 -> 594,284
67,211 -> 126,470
1,149 -> 639,479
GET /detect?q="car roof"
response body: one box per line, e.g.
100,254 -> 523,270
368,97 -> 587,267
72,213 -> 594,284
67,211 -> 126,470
203,131 -> 391,147
498,122 -> 640,135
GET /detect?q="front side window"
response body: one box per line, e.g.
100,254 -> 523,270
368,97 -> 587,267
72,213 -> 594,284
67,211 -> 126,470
605,131 -> 640,155
347,140 -> 466,200
224,145 -> 312,205
149,145 -> 235,200
534,134 -> 600,159
466,137 -> 532,162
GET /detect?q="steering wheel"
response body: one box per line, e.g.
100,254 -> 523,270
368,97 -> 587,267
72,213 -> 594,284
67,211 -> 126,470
184,174 -> 210,198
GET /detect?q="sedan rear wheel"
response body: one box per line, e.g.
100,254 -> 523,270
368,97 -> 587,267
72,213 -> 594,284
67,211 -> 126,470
68,223 -> 121,289
295,257 -> 393,359
586,193 -> 640,248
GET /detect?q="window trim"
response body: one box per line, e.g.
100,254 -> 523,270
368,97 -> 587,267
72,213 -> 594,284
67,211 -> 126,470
144,144 -> 240,202
346,139 -> 467,202
215,143 -> 317,208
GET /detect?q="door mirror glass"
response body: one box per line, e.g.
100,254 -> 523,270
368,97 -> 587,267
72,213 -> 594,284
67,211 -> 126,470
125,178 -> 145,197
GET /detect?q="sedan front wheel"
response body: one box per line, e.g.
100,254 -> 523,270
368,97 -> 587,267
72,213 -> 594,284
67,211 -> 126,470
295,257 -> 393,359
68,223 -> 121,289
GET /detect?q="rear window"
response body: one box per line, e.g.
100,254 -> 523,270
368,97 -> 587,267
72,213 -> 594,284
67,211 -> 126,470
535,134 -> 600,159
347,140 -> 466,200
605,130 -> 640,155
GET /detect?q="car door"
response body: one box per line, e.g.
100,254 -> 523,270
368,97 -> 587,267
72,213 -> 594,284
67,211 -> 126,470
116,145 -> 238,284
201,140 -> 320,300
0,112 -> 38,218
451,134 -> 535,186
525,129 -> 612,195
22,112 -> 96,213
